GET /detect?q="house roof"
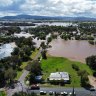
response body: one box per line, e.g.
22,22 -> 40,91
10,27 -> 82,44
49,72 -> 69,81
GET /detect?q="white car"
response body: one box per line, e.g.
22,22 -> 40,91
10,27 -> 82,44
68,92 -> 76,96
90,87 -> 96,91
40,91 -> 47,95
61,91 -> 68,96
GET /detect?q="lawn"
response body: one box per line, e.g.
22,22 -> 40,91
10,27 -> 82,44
15,49 -> 39,80
41,56 -> 93,87
15,62 -> 28,80
30,49 -> 39,59
0,91 -> 6,96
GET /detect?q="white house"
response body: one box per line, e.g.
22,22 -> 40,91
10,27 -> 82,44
49,72 -> 69,82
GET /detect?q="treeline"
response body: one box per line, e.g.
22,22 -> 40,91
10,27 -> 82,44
0,26 -> 21,35
1,22 -> 35,26
79,22 -> 96,34
86,55 -> 96,80
28,25 -> 77,40
72,64 -> 90,87
0,37 -> 36,87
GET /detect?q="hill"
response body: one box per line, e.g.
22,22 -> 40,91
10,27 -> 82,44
1,14 -> 96,21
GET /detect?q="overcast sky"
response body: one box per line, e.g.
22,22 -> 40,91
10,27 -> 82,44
0,0 -> 96,17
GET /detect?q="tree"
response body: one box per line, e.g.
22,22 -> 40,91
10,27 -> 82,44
47,37 -> 52,44
41,50 -> 47,59
11,48 -> 20,56
40,42 -> 46,49
86,55 -> 96,70
81,73 -> 89,87
4,68 -> 17,83
29,73 -> 36,84
30,60 -> 41,76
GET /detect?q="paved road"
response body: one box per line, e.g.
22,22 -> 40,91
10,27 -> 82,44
29,87 -> 96,96
7,49 -> 42,96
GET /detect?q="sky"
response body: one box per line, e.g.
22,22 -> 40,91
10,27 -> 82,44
0,0 -> 96,17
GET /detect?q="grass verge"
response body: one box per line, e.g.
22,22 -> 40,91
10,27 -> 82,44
15,49 -> 39,80
0,91 -> 6,96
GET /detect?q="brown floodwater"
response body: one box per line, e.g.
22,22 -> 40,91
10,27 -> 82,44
48,37 -> 96,63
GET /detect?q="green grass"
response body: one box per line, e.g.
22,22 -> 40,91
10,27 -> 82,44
41,56 -> 93,87
30,49 -> 39,59
15,49 -> 39,80
15,62 -> 28,80
0,91 -> 6,96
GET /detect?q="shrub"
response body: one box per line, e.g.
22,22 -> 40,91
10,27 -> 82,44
72,64 -> 79,71
88,40 -> 94,45
77,70 -> 88,76
93,72 -> 96,77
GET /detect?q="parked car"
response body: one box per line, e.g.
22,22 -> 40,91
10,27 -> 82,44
90,87 -> 96,91
61,91 -> 68,96
68,92 -> 76,96
30,84 -> 40,90
49,91 -> 54,95
40,91 -> 47,95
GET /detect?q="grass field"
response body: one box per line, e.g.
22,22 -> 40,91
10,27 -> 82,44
41,56 -> 93,87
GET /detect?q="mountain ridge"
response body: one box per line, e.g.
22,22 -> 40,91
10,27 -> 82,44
1,14 -> 96,21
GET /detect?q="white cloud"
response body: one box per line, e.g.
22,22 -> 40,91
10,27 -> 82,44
0,0 -> 13,6
0,12 -> 17,17
0,0 -> 96,17
20,0 -> 96,17
0,0 -> 22,7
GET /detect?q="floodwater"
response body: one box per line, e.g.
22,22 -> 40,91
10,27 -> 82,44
0,42 -> 16,59
34,22 -> 75,26
48,37 -> 96,63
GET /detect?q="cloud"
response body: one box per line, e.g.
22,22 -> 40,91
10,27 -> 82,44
20,0 -> 96,17
0,0 -> 13,6
0,0 -> 96,17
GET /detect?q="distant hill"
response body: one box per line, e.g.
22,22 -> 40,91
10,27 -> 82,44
1,14 -> 96,21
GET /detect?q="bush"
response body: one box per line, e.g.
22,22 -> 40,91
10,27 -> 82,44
93,72 -> 96,77
88,40 -> 94,45
77,70 -> 88,76
81,73 -> 89,87
72,64 -> 79,71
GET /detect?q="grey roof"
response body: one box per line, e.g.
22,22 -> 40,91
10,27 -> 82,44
49,72 -> 69,81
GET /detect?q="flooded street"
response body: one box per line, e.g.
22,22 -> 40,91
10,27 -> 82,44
48,37 -> 96,63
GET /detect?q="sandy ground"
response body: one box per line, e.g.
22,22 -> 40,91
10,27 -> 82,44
88,75 -> 96,88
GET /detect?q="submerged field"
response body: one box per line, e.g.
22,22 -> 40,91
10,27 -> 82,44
41,56 -> 93,87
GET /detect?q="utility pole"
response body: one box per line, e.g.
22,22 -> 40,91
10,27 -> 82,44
72,80 -> 76,96
72,85 -> 75,96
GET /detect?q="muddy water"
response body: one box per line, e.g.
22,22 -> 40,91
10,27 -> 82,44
48,37 -> 96,63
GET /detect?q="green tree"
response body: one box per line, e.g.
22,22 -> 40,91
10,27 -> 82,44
86,55 -> 96,70
4,68 -> 17,83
